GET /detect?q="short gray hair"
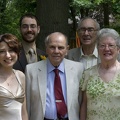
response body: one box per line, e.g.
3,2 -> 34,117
77,17 -> 100,31
97,28 -> 120,48
45,32 -> 68,47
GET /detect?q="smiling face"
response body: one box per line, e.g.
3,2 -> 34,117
0,41 -> 18,68
46,33 -> 69,66
98,36 -> 119,62
20,17 -> 40,43
77,18 -> 98,46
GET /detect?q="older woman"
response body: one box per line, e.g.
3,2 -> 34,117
0,33 -> 28,120
80,28 -> 120,120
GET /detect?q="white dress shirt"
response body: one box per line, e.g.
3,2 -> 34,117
80,46 -> 98,70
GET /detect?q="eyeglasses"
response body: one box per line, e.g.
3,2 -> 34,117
21,24 -> 37,29
77,27 -> 97,34
98,44 -> 117,50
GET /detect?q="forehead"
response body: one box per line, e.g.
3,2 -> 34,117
21,17 -> 37,25
80,19 -> 96,28
0,41 -> 9,48
49,35 -> 66,45
99,36 -> 116,43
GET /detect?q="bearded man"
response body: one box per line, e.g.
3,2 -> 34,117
13,13 -> 46,73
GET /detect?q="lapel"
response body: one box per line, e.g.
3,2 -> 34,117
36,48 -> 47,61
36,48 -> 42,61
37,60 -> 47,114
71,48 -> 81,61
98,55 -> 101,64
64,59 -> 75,111
36,59 -> 79,114
72,47 -> 100,63
18,48 -> 28,69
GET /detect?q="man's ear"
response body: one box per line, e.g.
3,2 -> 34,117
65,45 -> 69,55
67,45 -> 69,50
37,26 -> 40,33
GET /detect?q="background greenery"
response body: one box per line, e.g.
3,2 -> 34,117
0,0 -> 120,50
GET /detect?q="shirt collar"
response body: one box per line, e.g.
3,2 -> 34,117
80,45 -> 98,58
22,41 -> 36,54
47,59 -> 65,73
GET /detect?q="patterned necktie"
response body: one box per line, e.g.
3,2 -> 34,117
54,69 -> 67,118
28,48 -> 36,63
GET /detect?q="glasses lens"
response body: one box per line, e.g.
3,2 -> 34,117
99,44 -> 117,49
78,27 -> 96,33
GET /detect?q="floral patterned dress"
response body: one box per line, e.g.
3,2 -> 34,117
81,65 -> 120,120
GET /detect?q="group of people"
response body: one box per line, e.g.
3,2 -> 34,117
0,13 -> 120,120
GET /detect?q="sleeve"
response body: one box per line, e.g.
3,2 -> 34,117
25,65 -> 31,119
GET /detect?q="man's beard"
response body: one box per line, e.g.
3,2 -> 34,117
22,37 -> 36,43
22,32 -> 38,43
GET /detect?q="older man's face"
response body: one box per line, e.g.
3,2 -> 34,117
46,34 -> 69,66
77,19 -> 98,46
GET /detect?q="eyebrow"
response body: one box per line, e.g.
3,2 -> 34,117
80,27 -> 95,29
22,23 -> 36,25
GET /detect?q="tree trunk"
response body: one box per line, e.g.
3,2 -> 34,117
103,3 -> 109,27
0,0 -> 7,33
36,0 -> 69,51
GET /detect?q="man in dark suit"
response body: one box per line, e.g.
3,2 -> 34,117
13,13 -> 46,73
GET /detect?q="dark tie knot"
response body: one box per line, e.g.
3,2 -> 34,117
28,48 -> 36,63
29,48 -> 34,55
54,69 -> 59,75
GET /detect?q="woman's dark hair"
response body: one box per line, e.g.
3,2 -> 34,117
0,33 -> 21,56
19,13 -> 40,26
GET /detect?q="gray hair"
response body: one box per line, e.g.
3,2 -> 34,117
77,17 -> 100,31
45,32 -> 68,47
97,28 -> 120,48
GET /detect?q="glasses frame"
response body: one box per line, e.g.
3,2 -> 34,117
77,27 -> 98,34
98,44 -> 117,50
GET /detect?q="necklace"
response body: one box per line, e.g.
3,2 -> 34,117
0,73 -> 14,86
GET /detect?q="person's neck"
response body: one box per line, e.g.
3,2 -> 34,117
100,60 -> 119,70
22,41 -> 36,48
82,44 -> 96,55
0,66 -> 13,77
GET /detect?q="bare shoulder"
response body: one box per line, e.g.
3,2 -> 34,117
15,70 -> 25,77
14,69 -> 25,84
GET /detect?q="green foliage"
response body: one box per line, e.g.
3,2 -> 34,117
14,0 -> 36,14
1,0 -> 120,38
71,0 -> 118,9
72,0 -> 92,7
0,0 -> 36,40
0,1 -> 19,34
70,0 -> 120,27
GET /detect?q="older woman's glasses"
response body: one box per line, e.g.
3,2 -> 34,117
77,27 -> 97,34
98,44 -> 117,50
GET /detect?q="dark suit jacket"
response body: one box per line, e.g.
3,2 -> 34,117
13,47 -> 46,73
